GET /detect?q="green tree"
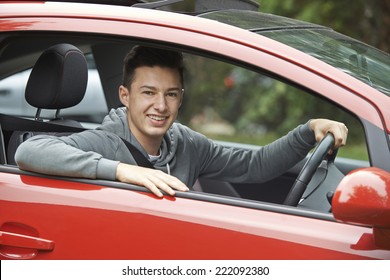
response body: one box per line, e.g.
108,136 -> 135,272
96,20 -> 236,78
260,0 -> 390,53
161,0 -> 390,52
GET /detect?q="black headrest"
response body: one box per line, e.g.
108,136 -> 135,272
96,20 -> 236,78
25,43 -> 88,109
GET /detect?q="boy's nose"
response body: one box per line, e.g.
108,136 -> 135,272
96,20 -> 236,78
154,93 -> 167,111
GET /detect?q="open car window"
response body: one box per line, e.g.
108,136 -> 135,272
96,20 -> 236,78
0,33 -> 370,213
176,52 -> 369,206
180,53 -> 368,161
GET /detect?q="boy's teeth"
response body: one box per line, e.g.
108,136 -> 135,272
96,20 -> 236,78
149,115 -> 165,121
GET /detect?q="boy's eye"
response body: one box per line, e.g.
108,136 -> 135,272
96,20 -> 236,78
167,92 -> 178,98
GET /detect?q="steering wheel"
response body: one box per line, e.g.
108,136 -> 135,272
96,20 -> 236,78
283,133 -> 337,207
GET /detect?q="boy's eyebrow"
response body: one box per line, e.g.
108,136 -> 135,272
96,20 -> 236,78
140,85 -> 182,92
139,85 -> 157,91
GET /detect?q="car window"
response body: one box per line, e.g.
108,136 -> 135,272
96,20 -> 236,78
200,10 -> 390,96
178,53 -> 368,162
0,34 -> 369,204
261,29 -> 390,97
0,53 -> 108,123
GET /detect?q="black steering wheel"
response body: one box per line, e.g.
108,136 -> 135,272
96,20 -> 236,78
283,133 -> 337,207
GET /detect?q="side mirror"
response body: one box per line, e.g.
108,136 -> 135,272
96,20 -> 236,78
332,167 -> 390,250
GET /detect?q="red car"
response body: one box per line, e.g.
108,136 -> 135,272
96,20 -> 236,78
0,0 -> 389,260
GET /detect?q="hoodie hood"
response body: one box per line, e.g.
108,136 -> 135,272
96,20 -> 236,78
97,107 -> 178,168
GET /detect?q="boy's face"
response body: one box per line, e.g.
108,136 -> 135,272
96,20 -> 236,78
119,66 -> 183,145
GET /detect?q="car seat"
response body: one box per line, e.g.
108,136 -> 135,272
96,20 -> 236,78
6,43 -> 88,164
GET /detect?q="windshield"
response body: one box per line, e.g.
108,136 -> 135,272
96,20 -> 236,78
199,10 -> 390,96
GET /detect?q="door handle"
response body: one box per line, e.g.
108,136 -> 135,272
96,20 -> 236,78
0,231 -> 54,251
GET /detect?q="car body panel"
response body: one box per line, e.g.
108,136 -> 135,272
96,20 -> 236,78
1,171 -> 388,259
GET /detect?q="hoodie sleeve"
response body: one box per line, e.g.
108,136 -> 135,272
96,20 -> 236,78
15,130 -> 123,181
192,122 -> 316,183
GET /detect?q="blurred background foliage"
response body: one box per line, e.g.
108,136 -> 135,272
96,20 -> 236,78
259,0 -> 390,53
165,0 -> 390,53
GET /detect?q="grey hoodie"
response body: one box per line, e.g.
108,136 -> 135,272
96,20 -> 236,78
15,107 -> 316,188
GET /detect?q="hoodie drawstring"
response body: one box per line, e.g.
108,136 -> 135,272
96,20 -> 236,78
166,163 -> 171,175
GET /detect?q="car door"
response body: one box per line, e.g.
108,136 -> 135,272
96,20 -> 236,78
1,168 -> 389,260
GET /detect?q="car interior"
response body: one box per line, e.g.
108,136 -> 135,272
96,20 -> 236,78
0,32 -> 371,214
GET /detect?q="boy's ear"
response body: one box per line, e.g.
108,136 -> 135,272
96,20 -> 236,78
119,85 -> 129,107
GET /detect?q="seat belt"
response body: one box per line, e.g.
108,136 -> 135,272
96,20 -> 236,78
0,113 -> 155,169
119,137 -> 155,169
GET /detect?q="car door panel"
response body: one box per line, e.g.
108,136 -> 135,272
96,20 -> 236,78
1,171 -> 388,260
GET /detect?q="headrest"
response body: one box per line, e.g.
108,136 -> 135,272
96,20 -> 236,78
25,43 -> 88,109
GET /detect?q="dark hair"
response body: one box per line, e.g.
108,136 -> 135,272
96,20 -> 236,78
122,45 -> 184,88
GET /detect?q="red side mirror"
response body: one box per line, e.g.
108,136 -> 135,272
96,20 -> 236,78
333,167 -> 390,250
